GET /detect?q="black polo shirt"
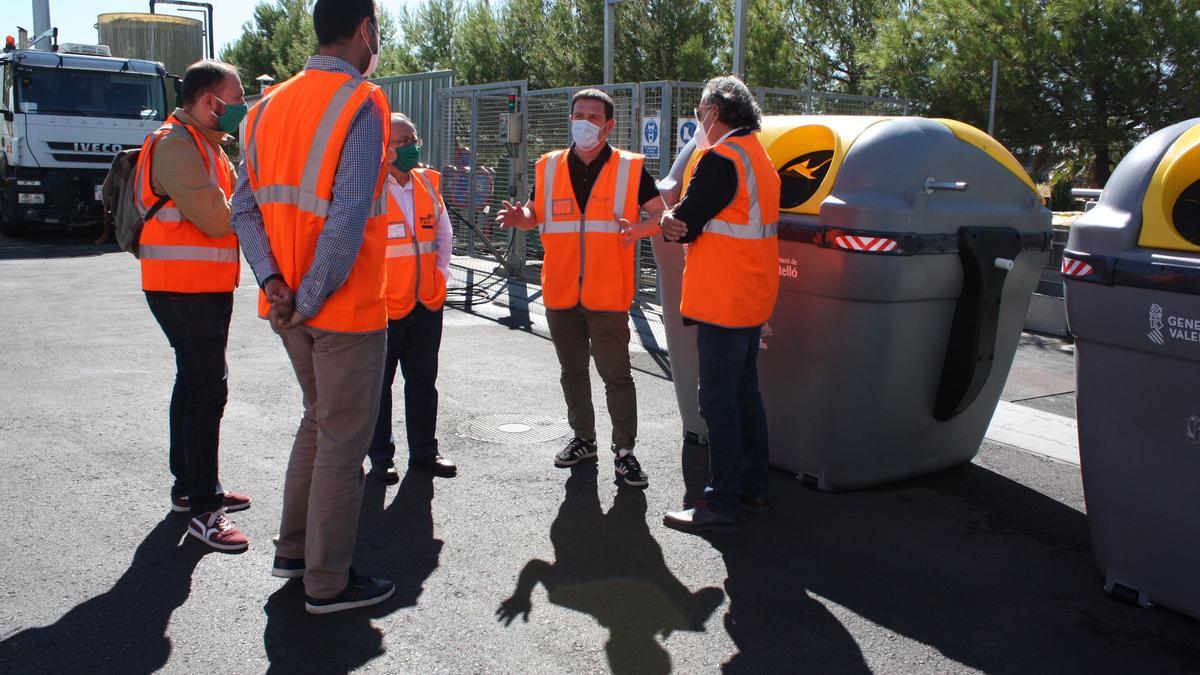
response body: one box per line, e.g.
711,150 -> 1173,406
530,143 -> 661,210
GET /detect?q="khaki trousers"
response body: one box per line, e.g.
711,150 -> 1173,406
273,325 -> 386,598
545,305 -> 637,450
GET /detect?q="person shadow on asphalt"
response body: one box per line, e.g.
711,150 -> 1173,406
496,460 -> 725,674
261,469 -> 441,672
0,514 -> 217,672
673,441 -> 870,673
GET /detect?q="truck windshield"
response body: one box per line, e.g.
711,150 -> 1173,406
16,67 -> 166,120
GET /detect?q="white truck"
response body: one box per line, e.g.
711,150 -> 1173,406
1,42 -> 173,235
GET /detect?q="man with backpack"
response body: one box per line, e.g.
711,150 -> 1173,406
134,59 -> 251,551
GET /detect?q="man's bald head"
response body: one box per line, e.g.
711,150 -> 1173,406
390,113 -> 416,139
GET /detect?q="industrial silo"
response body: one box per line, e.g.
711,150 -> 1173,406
97,13 -> 203,77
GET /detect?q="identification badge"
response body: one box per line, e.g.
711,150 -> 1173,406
388,222 -> 407,239
552,199 -> 575,217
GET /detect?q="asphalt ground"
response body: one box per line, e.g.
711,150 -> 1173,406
1,237 -> 1198,673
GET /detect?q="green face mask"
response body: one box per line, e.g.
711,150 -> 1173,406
392,143 -> 422,172
213,98 -> 249,134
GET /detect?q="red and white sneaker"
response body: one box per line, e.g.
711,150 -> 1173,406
188,509 -> 250,552
172,491 -> 252,513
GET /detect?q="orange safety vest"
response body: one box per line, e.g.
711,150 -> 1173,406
136,117 -> 239,293
680,133 -> 781,328
384,168 -> 447,319
241,69 -> 391,333
531,148 -> 645,312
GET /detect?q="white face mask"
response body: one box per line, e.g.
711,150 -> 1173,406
571,120 -> 603,151
362,23 -> 380,77
694,107 -> 716,151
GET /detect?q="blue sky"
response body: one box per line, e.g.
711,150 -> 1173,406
6,0 -> 421,55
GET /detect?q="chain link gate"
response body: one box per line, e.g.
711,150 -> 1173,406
436,80 -> 528,275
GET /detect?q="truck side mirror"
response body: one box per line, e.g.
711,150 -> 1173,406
1,109 -> 12,122
172,77 -> 183,109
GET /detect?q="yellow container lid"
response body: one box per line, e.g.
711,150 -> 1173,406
680,115 -> 1037,216
1138,124 -> 1200,253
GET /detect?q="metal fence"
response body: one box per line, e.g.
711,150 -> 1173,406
374,70 -> 455,167
433,79 -> 911,299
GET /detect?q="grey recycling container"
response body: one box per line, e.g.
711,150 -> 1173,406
1062,117 -> 1200,619
653,115 -> 1051,490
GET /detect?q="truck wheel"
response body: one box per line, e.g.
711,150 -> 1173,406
0,191 -> 20,237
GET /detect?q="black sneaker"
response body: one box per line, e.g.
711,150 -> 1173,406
554,437 -> 598,467
613,451 -> 649,488
740,496 -> 770,515
305,570 -> 395,615
272,556 -> 305,579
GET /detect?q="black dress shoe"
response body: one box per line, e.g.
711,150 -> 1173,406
411,454 -> 457,477
368,463 -> 400,485
663,502 -> 742,534
740,496 -> 770,515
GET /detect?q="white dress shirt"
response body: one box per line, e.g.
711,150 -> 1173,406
386,172 -> 454,280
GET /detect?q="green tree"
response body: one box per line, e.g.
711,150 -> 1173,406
615,0 -> 719,83
396,0 -> 461,71
451,0 -> 506,84
867,0 -> 1200,185
220,0 -> 317,89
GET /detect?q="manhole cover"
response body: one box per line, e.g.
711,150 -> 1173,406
457,413 -> 571,445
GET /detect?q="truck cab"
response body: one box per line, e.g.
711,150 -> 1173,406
0,45 -> 171,235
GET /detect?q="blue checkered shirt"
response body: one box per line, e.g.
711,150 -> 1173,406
231,55 -> 386,319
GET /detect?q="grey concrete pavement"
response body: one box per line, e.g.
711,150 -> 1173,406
0,244 -> 1198,673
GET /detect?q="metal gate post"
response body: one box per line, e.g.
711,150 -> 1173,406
466,92 -> 479,258
660,82 -> 672,178
506,83 -> 528,278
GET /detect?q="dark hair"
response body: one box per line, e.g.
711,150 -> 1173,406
313,0 -> 376,46
701,76 -> 761,131
571,89 -> 614,121
180,60 -> 238,106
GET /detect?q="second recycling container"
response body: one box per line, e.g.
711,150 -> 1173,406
653,115 -> 1051,490
1062,117 -> 1200,619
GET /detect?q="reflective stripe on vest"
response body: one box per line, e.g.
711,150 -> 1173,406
139,244 -> 240,262
248,78 -> 389,219
541,219 -> 624,235
386,240 -> 439,257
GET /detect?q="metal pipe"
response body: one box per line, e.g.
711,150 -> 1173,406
988,59 -> 998,136
151,0 -> 215,59
603,0 -> 615,84
32,0 -> 51,48
733,0 -> 747,78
